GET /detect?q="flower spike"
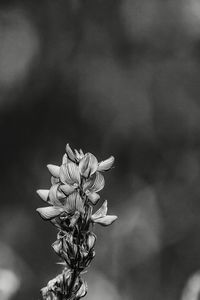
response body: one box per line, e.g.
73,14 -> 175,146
36,143 -> 117,300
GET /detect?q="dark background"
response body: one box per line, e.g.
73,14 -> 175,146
1,1 -> 200,299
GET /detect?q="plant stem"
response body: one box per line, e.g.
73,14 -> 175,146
67,269 -> 78,299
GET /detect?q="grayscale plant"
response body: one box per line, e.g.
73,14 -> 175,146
36,143 -> 118,300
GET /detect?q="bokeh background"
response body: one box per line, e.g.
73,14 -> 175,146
1,0 -> 200,299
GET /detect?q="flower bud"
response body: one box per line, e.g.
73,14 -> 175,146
52,239 -> 62,255
66,143 -> 77,162
76,280 -> 87,298
87,233 -> 96,250
85,249 -> 95,267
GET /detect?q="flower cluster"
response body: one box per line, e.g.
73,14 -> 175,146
36,144 -> 117,300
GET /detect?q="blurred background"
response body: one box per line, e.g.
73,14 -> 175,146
1,0 -> 200,299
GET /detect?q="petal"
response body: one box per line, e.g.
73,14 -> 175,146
97,156 -> 115,172
60,183 -> 76,195
67,162 -> 81,184
64,192 -> 84,214
79,154 -> 90,177
36,189 -> 49,202
79,153 -> 98,177
79,149 -> 84,157
88,153 -> 98,175
66,143 -> 77,162
87,233 -> 96,250
49,184 -> 64,205
82,176 -> 93,191
74,193 -> 85,214
93,215 -> 118,226
47,164 -> 60,178
76,280 -> 87,298
59,164 -> 67,183
36,206 -> 64,220
74,149 -> 81,161
51,176 -> 59,185
74,149 -> 84,160
86,191 -> 100,205
59,163 -> 80,185
57,187 -> 66,200
62,153 -> 68,164
91,200 -> 108,219
89,172 -> 105,193
64,193 -> 76,213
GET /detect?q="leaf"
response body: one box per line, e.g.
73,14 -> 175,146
36,206 -> 64,220
91,200 -> 108,219
98,156 -> 115,172
79,149 -> 84,157
86,191 -> 100,205
47,164 -> 60,177
79,153 -> 98,177
36,189 -> 49,202
93,215 -> 118,226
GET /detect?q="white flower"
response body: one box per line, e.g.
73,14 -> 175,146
79,153 -> 98,178
91,200 -> 118,226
